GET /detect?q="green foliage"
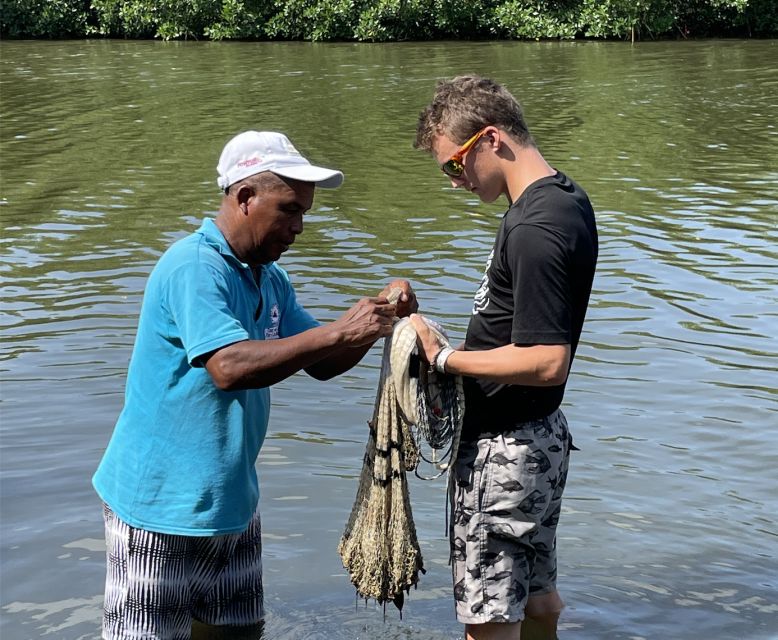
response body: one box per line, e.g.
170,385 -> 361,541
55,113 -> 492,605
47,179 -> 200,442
493,1 -> 577,39
747,0 -> 778,34
351,0 -> 497,41
431,0 -> 493,37
1,0 -> 776,40
1,0 -> 90,37
155,0 -> 218,39
90,0 -> 229,39
354,0 -> 434,41
265,0 -> 362,40
576,0 -> 633,38
621,0 -> 677,39
204,0 -> 273,39
675,0 -> 777,36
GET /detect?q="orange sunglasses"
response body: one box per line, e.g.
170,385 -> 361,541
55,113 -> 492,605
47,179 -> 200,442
440,127 -> 489,178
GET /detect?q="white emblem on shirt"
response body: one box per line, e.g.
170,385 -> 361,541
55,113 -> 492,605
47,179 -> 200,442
265,304 -> 280,340
472,249 -> 493,315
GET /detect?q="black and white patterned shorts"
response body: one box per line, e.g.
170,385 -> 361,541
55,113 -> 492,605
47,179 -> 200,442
450,409 -> 572,624
101,504 -> 264,640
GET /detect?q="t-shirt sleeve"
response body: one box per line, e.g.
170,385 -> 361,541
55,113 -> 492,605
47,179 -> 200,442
504,223 -> 572,345
164,261 -> 249,366
275,267 -> 320,338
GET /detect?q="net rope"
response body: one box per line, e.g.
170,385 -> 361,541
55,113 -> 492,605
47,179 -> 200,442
338,297 -> 465,612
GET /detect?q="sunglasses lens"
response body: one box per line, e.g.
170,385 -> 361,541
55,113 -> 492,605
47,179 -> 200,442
442,159 -> 463,178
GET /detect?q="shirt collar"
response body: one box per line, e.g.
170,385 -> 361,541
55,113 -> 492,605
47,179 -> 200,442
195,218 -> 275,285
195,217 -> 249,269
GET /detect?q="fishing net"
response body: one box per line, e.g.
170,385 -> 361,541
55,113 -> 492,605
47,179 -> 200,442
338,311 -> 465,613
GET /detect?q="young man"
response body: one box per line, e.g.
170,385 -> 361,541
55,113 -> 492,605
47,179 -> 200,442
92,130 -> 417,640
410,76 -> 598,640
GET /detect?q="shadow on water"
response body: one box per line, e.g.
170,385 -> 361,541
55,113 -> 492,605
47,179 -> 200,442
1,39 -> 777,639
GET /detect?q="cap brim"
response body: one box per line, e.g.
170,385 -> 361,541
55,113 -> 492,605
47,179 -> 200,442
272,164 -> 344,189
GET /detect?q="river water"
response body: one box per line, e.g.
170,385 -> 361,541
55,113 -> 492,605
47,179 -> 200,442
1,39 -> 776,639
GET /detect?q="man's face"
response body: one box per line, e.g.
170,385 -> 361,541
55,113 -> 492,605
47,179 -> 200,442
246,177 -> 315,264
432,130 -> 502,204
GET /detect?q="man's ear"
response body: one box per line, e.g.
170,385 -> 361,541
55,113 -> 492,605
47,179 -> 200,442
485,126 -> 500,149
235,184 -> 254,213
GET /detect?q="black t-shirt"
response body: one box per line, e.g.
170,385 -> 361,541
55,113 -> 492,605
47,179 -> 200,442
462,171 -> 598,439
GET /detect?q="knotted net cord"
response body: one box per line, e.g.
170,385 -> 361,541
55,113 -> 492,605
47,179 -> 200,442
338,295 -> 465,613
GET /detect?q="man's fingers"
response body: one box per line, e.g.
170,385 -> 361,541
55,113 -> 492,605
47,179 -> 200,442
409,313 -> 426,331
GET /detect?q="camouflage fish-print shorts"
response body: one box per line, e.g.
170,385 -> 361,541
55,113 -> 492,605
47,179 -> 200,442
450,409 -> 572,624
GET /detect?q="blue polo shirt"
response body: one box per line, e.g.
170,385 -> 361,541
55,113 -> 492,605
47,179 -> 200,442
93,218 -> 319,535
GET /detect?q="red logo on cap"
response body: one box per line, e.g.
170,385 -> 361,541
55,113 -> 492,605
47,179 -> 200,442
238,157 -> 262,168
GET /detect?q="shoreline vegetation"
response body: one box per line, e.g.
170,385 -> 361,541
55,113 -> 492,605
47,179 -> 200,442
2,0 -> 777,41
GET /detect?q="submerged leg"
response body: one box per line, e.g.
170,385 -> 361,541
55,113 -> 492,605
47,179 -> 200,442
191,620 -> 264,639
521,591 -> 564,640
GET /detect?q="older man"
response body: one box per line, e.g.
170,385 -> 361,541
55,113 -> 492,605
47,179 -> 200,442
93,130 -> 416,640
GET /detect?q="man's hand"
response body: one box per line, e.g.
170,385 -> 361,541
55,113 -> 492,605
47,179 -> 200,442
303,283 -> 416,381
379,279 -> 418,318
332,297 -> 396,347
409,313 -> 446,365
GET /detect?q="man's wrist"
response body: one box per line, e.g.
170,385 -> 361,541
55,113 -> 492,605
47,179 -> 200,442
433,346 -> 455,374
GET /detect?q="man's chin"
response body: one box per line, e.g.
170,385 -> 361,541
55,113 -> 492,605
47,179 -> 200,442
259,250 -> 286,264
257,242 -> 293,264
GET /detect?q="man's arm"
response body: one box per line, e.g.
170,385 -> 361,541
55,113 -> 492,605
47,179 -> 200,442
304,279 -> 419,380
203,297 -> 395,390
444,342 -> 570,386
409,314 -> 570,387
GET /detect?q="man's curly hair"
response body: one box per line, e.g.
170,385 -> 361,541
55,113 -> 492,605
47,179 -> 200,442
414,75 -> 535,152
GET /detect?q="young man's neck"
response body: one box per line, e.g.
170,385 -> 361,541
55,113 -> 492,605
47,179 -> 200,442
505,145 -> 556,204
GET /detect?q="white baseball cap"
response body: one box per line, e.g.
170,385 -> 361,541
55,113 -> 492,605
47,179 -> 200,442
216,131 -> 344,191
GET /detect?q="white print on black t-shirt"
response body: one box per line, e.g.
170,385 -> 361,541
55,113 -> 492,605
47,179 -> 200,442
472,248 -> 494,315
